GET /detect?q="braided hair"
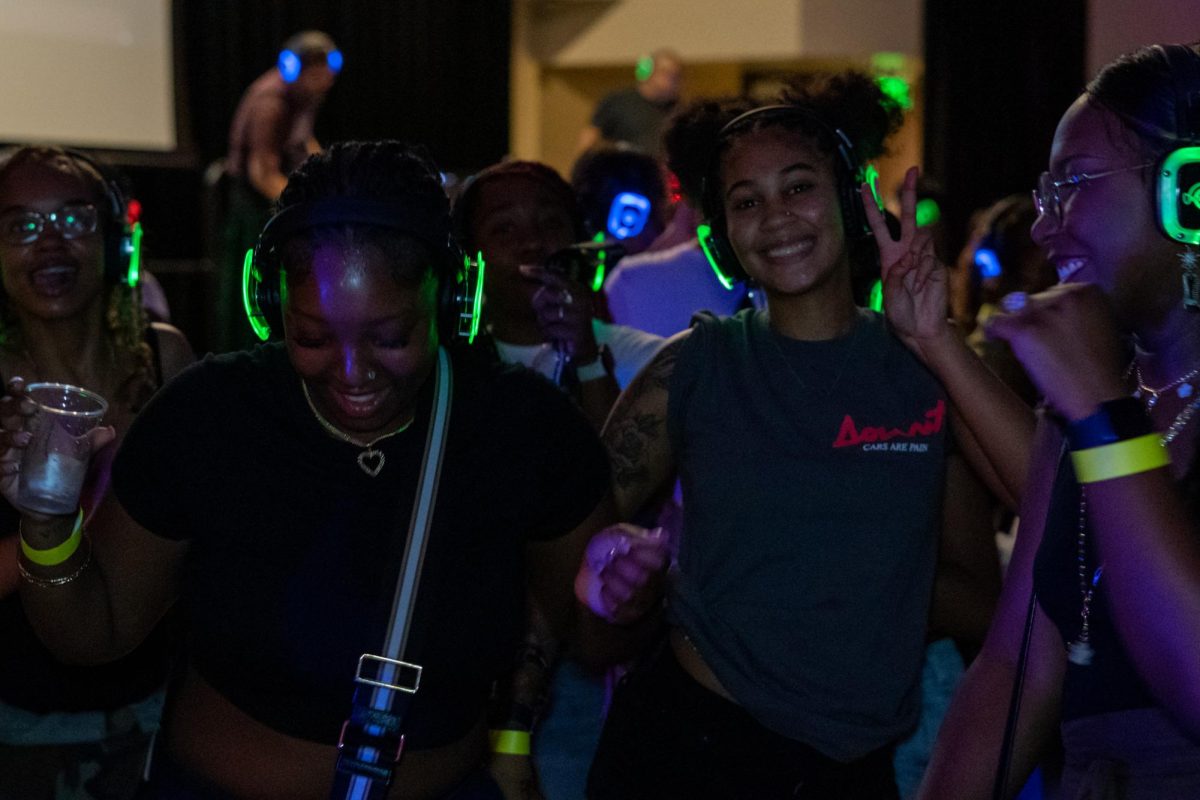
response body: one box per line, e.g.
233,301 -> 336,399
277,140 -> 451,287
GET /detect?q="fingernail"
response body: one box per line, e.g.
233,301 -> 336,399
648,527 -> 665,540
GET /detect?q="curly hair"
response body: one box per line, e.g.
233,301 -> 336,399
663,95 -> 756,206
276,140 -> 452,287
0,146 -> 155,409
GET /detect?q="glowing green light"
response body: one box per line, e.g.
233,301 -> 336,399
696,223 -> 735,290
915,198 -> 941,228
127,221 -> 142,288
862,163 -> 883,211
869,279 -> 884,312
1160,147 -> 1200,245
876,75 -> 912,111
635,55 -> 654,82
468,251 -> 485,344
591,231 -> 607,291
242,248 -> 271,342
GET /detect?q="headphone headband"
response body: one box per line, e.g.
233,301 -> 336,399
258,198 -> 450,264
1156,44 -> 1200,142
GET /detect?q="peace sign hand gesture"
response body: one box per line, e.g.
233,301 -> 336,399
861,166 -> 953,362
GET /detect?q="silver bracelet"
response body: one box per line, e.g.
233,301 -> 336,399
18,535 -> 93,587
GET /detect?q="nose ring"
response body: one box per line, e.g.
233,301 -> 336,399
367,369 -> 377,381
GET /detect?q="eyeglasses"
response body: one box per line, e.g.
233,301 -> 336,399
1032,163 -> 1154,223
0,203 -> 100,245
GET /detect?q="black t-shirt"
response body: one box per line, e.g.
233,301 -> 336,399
591,87 -> 676,156
111,343 -> 608,747
1033,444 -> 1199,721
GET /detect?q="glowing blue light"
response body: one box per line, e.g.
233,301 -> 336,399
327,49 -> 344,74
278,49 -> 302,83
607,192 -> 651,240
974,247 -> 1003,279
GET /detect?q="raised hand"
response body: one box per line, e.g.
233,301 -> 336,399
861,166 -> 951,359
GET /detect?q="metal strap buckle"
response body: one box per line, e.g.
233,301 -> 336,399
336,720 -> 406,765
354,654 -> 422,694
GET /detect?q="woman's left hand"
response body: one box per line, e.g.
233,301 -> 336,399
985,283 -> 1127,420
521,265 -> 599,365
487,752 -> 546,800
861,166 -> 952,360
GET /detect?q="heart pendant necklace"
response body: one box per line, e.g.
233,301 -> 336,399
301,381 -> 413,477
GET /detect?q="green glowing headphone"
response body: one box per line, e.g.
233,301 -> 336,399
242,198 -> 484,343
1155,44 -> 1200,246
696,105 -> 882,289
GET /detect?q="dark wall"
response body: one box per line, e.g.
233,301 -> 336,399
121,0 -> 511,351
179,0 -> 512,177
923,1 -> 1087,259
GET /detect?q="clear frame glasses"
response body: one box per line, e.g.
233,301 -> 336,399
0,203 -> 99,245
1032,163 -> 1154,223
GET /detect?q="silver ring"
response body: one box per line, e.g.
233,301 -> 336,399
367,369 -> 377,381
562,290 -> 574,307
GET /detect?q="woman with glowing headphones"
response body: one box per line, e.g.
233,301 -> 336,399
581,72 -> 1001,799
0,146 -> 193,799
887,42 -> 1200,799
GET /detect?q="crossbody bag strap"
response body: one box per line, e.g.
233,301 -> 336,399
331,346 -> 453,799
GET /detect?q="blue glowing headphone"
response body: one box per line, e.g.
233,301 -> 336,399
606,191 -> 651,240
278,31 -> 343,84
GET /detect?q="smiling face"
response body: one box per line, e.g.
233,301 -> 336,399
0,160 -> 107,323
283,237 -> 438,439
1031,95 -> 1180,327
719,125 -> 851,300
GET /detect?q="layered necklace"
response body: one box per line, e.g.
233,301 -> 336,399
301,381 -> 413,477
1068,359 -> 1200,666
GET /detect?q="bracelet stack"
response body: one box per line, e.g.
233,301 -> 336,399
18,508 -> 91,587
1067,398 -> 1171,483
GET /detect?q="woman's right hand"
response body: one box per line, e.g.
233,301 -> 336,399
861,166 -> 954,362
574,523 -> 670,625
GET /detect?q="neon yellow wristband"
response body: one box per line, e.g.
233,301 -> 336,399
488,729 -> 531,756
1070,433 -> 1171,484
20,509 -> 84,567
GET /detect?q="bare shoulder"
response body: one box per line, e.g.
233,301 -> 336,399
151,322 -> 196,383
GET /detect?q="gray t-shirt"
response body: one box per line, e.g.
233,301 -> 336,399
667,308 -> 948,761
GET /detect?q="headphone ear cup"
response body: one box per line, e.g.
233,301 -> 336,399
242,246 -> 280,341
697,220 -> 746,289
437,245 -> 485,344
1157,145 -> 1200,245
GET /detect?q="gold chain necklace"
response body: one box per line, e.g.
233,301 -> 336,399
301,381 -> 413,477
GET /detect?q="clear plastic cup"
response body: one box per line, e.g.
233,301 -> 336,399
17,383 -> 108,515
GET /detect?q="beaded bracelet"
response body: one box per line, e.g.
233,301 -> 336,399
1070,432 -> 1172,483
19,508 -> 84,567
488,729 -> 531,756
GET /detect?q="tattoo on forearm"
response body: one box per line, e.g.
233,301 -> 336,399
607,413 -> 662,488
